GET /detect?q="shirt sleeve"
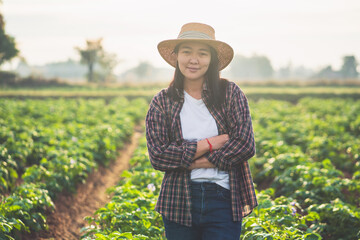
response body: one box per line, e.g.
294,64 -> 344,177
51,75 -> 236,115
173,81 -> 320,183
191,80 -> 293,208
145,93 -> 197,172
207,84 -> 255,171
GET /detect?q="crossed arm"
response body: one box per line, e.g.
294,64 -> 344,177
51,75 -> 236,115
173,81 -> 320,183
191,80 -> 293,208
188,135 -> 229,170
146,85 -> 255,172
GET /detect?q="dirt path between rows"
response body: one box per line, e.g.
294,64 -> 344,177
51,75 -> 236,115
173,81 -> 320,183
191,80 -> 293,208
23,125 -> 143,240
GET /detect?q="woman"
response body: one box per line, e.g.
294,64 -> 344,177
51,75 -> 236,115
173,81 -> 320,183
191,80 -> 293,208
145,22 -> 257,240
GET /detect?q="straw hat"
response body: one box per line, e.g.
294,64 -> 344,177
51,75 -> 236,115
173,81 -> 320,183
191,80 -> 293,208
157,22 -> 234,71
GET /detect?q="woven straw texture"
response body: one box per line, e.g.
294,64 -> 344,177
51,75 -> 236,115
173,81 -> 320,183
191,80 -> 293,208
157,23 -> 234,71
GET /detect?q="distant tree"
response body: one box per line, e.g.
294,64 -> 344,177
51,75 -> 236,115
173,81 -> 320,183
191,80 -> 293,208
230,54 -> 273,79
278,62 -> 292,79
75,38 -> 103,82
0,8 -> 19,67
313,65 -> 341,79
276,63 -> 314,80
292,65 -> 314,79
98,51 -> 119,82
340,55 -> 358,79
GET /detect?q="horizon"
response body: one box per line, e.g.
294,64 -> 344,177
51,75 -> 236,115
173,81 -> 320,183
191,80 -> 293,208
1,0 -> 360,75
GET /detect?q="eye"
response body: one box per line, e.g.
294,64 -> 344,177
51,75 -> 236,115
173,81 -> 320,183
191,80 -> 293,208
200,52 -> 209,56
180,50 -> 190,54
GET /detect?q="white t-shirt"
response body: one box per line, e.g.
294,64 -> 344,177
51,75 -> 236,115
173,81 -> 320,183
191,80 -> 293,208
180,90 -> 230,190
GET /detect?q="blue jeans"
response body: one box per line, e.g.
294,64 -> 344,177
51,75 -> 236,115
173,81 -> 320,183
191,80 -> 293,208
162,182 -> 242,240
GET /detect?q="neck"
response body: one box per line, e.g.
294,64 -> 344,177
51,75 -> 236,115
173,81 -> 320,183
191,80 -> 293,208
183,77 -> 204,96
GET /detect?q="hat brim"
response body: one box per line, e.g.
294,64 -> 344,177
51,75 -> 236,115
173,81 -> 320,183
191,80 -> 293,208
157,39 -> 234,71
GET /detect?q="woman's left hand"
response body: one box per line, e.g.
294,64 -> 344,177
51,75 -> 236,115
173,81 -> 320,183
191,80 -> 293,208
188,157 -> 216,170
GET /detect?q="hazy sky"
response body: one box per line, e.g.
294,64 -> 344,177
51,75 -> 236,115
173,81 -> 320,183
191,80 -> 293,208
2,0 -> 360,74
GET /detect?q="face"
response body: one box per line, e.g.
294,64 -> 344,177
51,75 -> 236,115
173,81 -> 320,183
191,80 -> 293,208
176,42 -> 211,83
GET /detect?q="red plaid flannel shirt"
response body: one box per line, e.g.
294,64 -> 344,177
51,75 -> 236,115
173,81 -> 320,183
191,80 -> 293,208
145,79 -> 257,226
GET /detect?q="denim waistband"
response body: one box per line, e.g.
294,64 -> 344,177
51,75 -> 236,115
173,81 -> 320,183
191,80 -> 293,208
190,181 -> 223,191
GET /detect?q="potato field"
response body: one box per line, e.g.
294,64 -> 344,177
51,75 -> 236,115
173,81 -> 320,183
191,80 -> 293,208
0,86 -> 359,240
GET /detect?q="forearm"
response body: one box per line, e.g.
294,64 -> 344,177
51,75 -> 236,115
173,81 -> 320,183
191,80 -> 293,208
188,156 -> 215,170
193,134 -> 230,160
207,131 -> 255,171
147,140 -> 197,172
193,139 -> 209,160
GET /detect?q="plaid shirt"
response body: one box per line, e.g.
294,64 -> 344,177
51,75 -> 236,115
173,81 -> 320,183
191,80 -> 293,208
145,79 -> 257,227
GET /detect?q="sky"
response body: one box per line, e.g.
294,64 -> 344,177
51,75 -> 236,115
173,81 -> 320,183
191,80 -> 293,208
1,0 -> 360,74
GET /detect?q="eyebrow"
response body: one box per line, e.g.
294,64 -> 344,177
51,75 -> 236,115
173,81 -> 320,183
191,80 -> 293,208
180,45 -> 210,52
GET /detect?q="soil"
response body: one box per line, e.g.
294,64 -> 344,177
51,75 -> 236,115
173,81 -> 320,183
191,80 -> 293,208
21,126 -> 143,240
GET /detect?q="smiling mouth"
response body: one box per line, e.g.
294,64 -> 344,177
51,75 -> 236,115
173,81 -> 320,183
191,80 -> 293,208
187,67 -> 200,71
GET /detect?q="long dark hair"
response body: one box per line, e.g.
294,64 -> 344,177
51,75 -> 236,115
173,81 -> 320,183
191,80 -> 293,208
167,44 -> 228,109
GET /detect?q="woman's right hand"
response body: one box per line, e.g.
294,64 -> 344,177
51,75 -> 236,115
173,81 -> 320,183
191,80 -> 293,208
208,134 -> 229,150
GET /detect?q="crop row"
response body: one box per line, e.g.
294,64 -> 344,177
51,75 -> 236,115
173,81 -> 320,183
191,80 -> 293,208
0,98 -> 148,239
80,136 -> 165,239
252,98 -> 360,174
249,98 -> 360,239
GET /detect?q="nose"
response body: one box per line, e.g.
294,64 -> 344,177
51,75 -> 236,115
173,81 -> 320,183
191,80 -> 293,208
189,54 -> 199,64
